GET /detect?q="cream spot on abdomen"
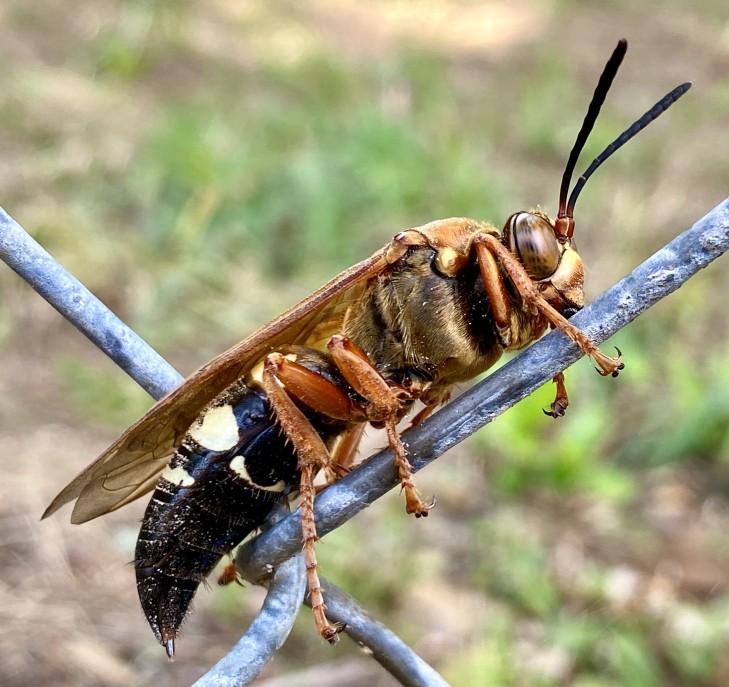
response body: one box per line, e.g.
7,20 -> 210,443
189,404 -> 240,451
229,454 -> 286,492
161,465 -> 196,487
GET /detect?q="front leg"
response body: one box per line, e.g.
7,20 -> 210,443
472,233 -> 624,378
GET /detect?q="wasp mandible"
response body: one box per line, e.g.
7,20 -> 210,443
43,39 -> 691,657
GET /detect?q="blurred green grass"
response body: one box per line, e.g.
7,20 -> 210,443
2,1 -> 729,686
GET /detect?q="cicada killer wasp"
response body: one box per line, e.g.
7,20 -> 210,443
43,39 -> 690,657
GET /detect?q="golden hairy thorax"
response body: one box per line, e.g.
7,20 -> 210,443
342,219 -> 553,403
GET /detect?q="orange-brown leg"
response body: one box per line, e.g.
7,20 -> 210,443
261,353 -> 346,644
330,423 -> 366,473
473,234 -> 623,377
544,372 -> 569,418
408,389 -> 452,429
385,417 -> 432,517
474,237 -> 514,345
408,404 -> 435,429
218,561 -> 242,587
313,424 -> 367,495
327,335 -> 432,517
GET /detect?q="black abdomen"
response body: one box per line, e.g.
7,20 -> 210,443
135,381 -> 301,656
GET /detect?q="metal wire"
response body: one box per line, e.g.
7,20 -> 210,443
313,579 -> 452,687
0,208 -> 182,399
3,197 -> 729,686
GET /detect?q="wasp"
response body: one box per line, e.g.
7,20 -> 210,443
43,40 -> 690,658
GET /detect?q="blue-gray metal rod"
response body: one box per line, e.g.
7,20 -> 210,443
238,197 -> 729,576
314,579 -> 452,687
0,207 -> 182,399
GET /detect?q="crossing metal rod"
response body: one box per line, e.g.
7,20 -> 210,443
191,506 -> 308,687
312,579 -> 452,687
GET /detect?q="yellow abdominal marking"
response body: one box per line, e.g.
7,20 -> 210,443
229,455 -> 286,492
189,403 -> 240,451
161,465 -> 196,487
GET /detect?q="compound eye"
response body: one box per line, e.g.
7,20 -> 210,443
510,213 -> 561,280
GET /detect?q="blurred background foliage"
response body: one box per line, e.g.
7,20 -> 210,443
1,1 -> 729,686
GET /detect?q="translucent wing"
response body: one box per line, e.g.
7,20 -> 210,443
44,250 -> 388,523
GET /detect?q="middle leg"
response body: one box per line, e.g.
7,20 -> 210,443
327,335 -> 432,517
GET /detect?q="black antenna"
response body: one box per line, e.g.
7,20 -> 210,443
566,81 -> 692,216
558,39 -> 628,220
